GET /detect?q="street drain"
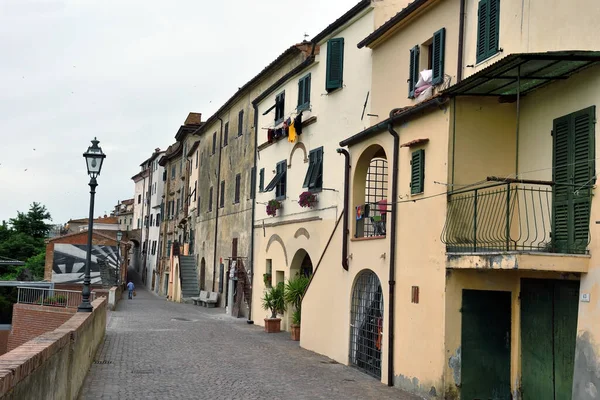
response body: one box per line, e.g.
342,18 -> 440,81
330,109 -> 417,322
94,360 -> 112,364
171,317 -> 192,322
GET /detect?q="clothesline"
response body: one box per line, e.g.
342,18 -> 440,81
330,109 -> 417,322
260,107 -> 310,130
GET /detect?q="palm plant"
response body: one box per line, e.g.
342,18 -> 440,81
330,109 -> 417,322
262,282 -> 286,318
284,275 -> 310,325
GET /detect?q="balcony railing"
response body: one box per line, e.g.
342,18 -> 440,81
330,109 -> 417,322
355,201 -> 389,238
17,287 -> 96,309
441,181 -> 590,254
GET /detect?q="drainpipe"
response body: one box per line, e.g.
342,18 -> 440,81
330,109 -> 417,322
212,117 -> 224,293
386,112 -> 400,387
248,104 -> 260,324
457,0 -> 466,82
336,148 -> 350,271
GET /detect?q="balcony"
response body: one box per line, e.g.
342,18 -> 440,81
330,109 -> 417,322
441,180 -> 591,273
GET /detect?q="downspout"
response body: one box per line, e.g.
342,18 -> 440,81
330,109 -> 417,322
248,104 -> 260,324
457,0 -> 466,82
336,148 -> 350,270
386,113 -> 400,387
212,117 -> 224,293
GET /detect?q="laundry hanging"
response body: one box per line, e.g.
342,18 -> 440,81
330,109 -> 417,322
294,112 -> 303,135
288,119 -> 297,142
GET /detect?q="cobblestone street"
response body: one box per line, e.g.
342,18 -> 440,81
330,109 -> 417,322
79,272 -> 420,400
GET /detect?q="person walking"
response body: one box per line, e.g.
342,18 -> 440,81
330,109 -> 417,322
127,281 -> 135,299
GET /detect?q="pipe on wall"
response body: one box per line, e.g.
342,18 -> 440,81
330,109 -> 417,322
336,148 -> 350,271
248,104 -> 260,323
212,117 -> 224,293
457,0 -> 466,82
385,114 -> 400,387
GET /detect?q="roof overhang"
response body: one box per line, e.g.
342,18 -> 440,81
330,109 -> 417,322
175,124 -> 203,141
443,51 -> 600,97
187,140 -> 200,157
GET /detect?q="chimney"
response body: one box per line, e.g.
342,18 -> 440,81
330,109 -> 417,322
184,112 -> 202,126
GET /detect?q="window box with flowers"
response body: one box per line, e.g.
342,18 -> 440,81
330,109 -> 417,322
298,191 -> 318,208
266,199 -> 282,217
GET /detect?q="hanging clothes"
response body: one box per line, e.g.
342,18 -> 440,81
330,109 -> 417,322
288,118 -> 297,143
294,112 -> 303,135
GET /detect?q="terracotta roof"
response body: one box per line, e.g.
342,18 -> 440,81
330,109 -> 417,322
68,216 -> 119,224
47,230 -> 118,243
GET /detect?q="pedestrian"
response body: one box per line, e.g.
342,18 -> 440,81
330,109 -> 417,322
127,281 -> 135,299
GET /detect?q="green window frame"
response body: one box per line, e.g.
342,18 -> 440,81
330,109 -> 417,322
223,122 -> 229,146
408,45 -> 420,98
298,73 -> 311,111
275,92 -> 285,124
476,0 -> 500,63
410,149 -> 425,195
238,110 -> 244,136
303,147 -> 323,191
234,173 -> 241,204
431,28 -> 446,85
264,161 -> 287,199
259,168 -> 265,192
208,187 -> 213,212
212,132 -> 217,155
220,180 -> 225,208
250,167 -> 256,199
326,38 -> 344,92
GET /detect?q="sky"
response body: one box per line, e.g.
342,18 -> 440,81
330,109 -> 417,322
0,0 -> 360,225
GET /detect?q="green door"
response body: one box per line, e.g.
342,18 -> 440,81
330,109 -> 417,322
461,290 -> 512,400
552,106 -> 595,253
521,279 -> 579,399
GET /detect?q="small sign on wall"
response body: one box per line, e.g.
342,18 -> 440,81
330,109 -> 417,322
581,293 -> 591,303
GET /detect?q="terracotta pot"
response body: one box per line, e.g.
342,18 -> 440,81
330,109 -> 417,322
264,318 -> 281,333
290,324 -> 300,341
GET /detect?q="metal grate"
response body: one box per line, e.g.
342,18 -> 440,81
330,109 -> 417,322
356,158 -> 388,238
349,270 -> 383,379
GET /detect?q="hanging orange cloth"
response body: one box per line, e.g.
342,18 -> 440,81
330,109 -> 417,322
288,118 -> 297,143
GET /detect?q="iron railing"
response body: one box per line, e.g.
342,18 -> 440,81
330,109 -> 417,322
441,181 -> 591,254
17,287 -> 96,309
355,201 -> 389,238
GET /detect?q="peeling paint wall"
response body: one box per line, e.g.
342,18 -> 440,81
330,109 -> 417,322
573,331 -> 600,400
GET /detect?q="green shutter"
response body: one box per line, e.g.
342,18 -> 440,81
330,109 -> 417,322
303,152 -> 314,188
476,0 -> 488,63
305,74 -> 311,106
572,106 -> 595,248
487,0 -> 500,56
298,78 -> 305,108
408,46 -> 420,98
431,28 -> 446,85
259,168 -> 265,192
410,149 -> 425,194
326,38 -> 344,91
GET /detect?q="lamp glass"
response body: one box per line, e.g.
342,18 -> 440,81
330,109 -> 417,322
116,231 -> 123,241
83,138 -> 106,178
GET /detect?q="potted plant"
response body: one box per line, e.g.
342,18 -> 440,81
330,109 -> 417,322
298,191 -> 317,208
263,272 -> 272,287
284,274 -> 310,341
266,199 -> 282,217
262,282 -> 286,333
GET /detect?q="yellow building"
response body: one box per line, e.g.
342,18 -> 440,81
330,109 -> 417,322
301,0 -> 600,398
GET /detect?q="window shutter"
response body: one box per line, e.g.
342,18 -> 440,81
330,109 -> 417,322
259,168 -> 265,192
326,38 -> 344,91
572,106 -> 595,248
235,174 -> 241,203
238,110 -> 244,136
314,147 -> 323,189
487,0 -> 500,57
224,123 -> 229,146
431,28 -> 446,85
553,115 -> 571,251
250,167 -> 256,199
476,0 -> 488,63
298,78 -> 305,108
305,74 -> 311,106
409,46 -> 420,98
220,181 -> 225,208
410,149 -> 425,194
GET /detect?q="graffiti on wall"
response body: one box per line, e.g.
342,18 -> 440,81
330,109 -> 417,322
52,244 -> 118,285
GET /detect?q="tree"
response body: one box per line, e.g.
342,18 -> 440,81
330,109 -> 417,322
9,203 -> 52,239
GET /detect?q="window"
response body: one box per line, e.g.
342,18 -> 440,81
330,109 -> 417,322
326,38 -> 344,92
298,74 -> 311,110
431,28 -> 446,85
238,110 -> 244,136
259,168 -> 265,192
156,213 -> 161,226
167,240 -> 172,256
410,149 -> 425,195
150,214 -> 154,226
408,45 -> 420,98
250,167 -> 256,199
130,218 -> 132,225
220,180 -> 225,208
264,161 -> 287,199
303,147 -> 323,190
163,170 -> 167,181
137,218 -> 141,229
195,150 -> 199,168
223,122 -> 229,147
171,165 -> 176,179
138,194 -> 141,204
234,173 -> 241,204
476,0 -> 500,63
212,132 -> 217,155
208,187 -> 213,211
193,181 -> 197,202
151,240 -> 157,255
144,215 -> 149,227
176,198 -> 180,213
275,92 -> 285,124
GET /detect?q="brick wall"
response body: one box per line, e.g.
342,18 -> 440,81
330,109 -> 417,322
0,330 -> 9,356
7,304 -> 76,352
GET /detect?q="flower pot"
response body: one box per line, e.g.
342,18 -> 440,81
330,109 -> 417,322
264,318 -> 281,333
290,324 -> 300,341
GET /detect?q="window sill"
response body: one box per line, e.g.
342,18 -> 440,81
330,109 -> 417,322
351,236 -> 386,242
326,86 -> 343,95
475,50 -> 502,67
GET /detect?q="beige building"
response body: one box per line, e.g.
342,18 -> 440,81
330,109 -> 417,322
300,0 -> 600,398
250,1 -> 374,333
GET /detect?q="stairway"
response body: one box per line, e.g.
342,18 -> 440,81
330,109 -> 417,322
179,255 -> 200,299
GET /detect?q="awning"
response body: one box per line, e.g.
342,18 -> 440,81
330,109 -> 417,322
264,170 -> 286,192
443,51 -> 600,97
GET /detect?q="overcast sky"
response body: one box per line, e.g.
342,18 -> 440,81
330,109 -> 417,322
0,0 -> 359,225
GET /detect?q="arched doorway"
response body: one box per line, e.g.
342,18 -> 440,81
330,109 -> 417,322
200,258 -> 206,290
353,145 -> 388,238
290,249 -> 313,279
349,270 -> 384,379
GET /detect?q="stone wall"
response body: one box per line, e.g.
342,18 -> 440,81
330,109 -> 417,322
0,297 -> 106,400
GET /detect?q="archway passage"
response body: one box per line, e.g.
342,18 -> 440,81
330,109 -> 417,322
349,270 -> 383,379
300,252 -> 313,277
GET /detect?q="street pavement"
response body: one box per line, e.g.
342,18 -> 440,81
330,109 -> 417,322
79,271 -> 421,400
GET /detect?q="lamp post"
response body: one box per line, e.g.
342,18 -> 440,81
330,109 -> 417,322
78,138 -> 106,313
116,230 -> 123,287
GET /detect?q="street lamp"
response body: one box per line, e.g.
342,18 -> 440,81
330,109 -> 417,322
78,138 -> 106,313
116,230 -> 123,287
